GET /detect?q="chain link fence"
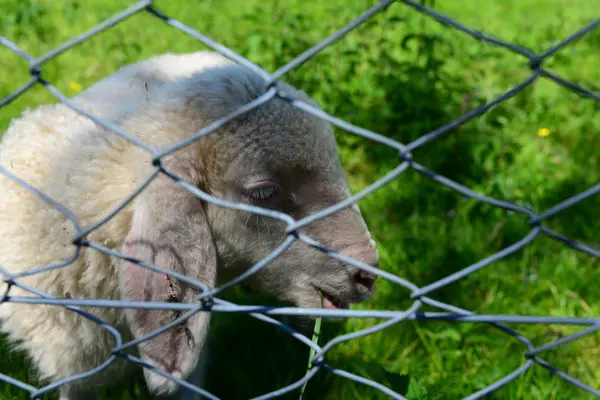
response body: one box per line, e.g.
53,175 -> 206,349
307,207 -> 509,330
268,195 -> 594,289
0,0 -> 599,399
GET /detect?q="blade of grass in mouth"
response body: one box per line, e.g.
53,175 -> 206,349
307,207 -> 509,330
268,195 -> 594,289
298,294 -> 323,400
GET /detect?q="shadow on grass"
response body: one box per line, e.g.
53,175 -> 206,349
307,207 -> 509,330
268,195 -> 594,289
194,288 -> 347,400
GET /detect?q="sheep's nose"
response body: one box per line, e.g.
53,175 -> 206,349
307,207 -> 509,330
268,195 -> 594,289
340,236 -> 380,290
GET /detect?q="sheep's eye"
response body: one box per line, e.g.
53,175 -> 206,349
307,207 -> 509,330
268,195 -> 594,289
242,183 -> 281,202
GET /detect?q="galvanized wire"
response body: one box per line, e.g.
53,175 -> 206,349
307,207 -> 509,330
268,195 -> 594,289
0,0 -> 599,399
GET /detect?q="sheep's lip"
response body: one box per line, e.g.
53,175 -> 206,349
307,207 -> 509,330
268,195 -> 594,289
314,287 -> 349,310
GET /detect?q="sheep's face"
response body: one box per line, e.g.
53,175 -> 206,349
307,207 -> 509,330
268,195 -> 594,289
193,70 -> 380,311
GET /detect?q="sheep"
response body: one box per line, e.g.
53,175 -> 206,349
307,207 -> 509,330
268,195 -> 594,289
0,51 -> 380,400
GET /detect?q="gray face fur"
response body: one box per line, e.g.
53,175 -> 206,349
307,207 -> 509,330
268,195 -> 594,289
120,62 -> 380,394
182,66 -> 380,310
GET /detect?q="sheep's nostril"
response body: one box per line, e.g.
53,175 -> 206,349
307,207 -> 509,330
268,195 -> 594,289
354,270 -> 377,291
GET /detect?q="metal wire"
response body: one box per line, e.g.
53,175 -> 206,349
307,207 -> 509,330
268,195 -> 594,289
0,0 -> 598,399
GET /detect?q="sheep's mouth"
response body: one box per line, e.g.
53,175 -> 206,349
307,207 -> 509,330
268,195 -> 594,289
315,287 -> 349,310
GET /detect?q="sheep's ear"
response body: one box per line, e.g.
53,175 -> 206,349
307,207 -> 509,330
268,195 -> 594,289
119,158 -> 216,396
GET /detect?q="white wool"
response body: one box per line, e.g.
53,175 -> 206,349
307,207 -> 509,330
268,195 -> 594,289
0,51 -> 233,397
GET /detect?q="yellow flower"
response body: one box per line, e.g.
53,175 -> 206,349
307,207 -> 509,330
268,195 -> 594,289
69,81 -> 82,92
537,128 -> 551,137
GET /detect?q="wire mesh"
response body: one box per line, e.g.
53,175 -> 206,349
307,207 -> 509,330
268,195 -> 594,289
0,0 -> 599,399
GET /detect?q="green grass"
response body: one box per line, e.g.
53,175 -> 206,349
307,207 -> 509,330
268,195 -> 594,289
1,0 -> 599,399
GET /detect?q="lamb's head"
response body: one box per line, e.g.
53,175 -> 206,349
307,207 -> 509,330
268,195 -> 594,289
120,61 -> 379,395
181,65 -> 380,310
